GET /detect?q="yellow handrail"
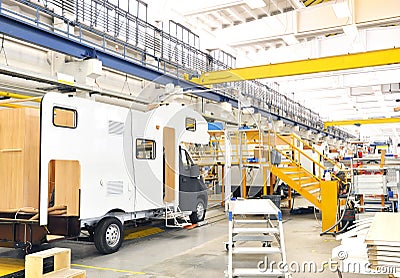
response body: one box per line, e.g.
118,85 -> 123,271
273,132 -> 326,170
270,145 -> 322,182
289,133 -> 348,183
291,133 -> 344,170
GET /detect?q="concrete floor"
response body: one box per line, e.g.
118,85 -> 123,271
0,208 -> 390,278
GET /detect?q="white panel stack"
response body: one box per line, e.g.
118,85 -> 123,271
365,213 -> 400,271
354,174 -> 386,195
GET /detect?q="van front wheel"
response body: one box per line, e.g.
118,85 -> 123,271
189,199 -> 206,224
94,217 -> 123,254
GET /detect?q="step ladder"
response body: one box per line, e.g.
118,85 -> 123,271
25,248 -> 85,278
226,199 -> 290,277
165,204 -> 191,228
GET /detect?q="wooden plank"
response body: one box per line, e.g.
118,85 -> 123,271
369,255 -> 400,263
366,240 -> 400,247
368,245 -> 400,252
163,127 -> 175,203
23,108 -> 40,209
50,160 -> 80,216
368,250 -> 400,257
0,108 -> 39,210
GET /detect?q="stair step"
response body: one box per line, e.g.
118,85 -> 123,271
284,171 -> 303,175
232,247 -> 281,254
309,188 -> 321,194
234,219 -> 269,224
233,227 -> 279,234
301,182 -> 320,188
232,268 -> 285,276
233,235 -> 274,242
278,165 -> 297,169
292,176 -> 312,181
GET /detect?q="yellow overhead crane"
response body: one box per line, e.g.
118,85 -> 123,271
184,48 -> 400,86
182,47 -> 400,233
324,117 -> 400,129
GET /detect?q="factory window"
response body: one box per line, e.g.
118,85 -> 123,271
185,117 -> 196,131
53,107 -> 77,128
136,139 -> 156,159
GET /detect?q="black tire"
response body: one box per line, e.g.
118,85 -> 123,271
94,217 -> 123,254
189,199 -> 206,224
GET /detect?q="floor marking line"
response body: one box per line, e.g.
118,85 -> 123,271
71,264 -> 145,275
124,227 -> 164,240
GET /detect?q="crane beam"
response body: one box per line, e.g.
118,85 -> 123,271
324,117 -> 400,129
184,48 -> 400,85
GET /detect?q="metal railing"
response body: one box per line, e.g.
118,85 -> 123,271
0,0 -> 354,139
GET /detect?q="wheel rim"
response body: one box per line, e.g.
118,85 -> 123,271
105,223 -> 120,248
196,202 -> 205,220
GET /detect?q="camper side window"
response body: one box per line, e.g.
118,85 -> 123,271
53,107 -> 77,128
136,139 -> 156,159
185,117 -> 196,131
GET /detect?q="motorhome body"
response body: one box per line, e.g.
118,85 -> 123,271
0,92 -> 209,254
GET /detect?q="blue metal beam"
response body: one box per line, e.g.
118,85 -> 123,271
0,12 -> 237,102
0,12 -> 347,140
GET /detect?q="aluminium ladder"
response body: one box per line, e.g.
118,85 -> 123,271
226,199 -> 289,277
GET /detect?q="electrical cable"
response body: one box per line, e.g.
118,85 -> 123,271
0,35 -> 9,66
335,220 -> 350,235
313,205 -> 321,227
121,74 -> 133,95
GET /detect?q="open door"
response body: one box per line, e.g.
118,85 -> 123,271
48,160 -> 80,216
163,127 -> 176,203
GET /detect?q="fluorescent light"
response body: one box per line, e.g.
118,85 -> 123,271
245,0 -> 266,9
282,34 -> 299,45
332,2 -> 351,18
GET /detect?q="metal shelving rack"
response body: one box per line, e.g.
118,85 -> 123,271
226,199 -> 289,277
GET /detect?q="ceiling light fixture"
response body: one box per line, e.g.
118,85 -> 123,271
244,0 -> 266,9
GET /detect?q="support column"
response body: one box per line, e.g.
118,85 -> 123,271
263,166 -> 268,196
241,168 -> 247,198
221,166 -> 225,207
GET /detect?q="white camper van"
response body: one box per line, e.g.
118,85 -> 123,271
0,92 -> 209,254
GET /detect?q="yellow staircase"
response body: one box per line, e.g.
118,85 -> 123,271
267,132 -> 339,232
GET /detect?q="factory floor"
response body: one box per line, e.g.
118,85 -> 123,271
0,206 -> 389,278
